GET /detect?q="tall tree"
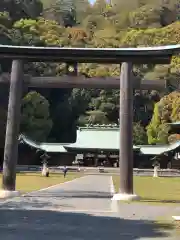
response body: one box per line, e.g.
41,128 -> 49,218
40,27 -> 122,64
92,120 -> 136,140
147,91 -> 180,144
0,0 -> 42,21
44,0 -> 77,26
21,91 -> 53,142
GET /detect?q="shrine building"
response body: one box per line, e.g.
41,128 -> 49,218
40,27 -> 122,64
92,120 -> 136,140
18,124 -> 180,169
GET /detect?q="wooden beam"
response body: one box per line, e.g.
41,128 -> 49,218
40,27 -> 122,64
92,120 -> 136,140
0,44 -> 179,63
28,76 -> 139,88
0,74 -> 167,90
139,79 -> 167,90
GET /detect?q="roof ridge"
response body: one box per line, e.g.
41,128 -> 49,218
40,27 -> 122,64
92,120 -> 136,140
40,142 -> 71,145
79,128 -> 119,131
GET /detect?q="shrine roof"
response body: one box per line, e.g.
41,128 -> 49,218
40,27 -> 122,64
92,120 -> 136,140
19,129 -> 180,155
139,141 -> 180,155
168,121 -> 180,126
65,126 -> 139,151
1,44 -> 180,63
19,134 -> 68,153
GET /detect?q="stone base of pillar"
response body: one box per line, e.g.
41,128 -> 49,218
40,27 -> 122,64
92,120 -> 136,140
111,193 -> 140,201
0,190 -> 20,199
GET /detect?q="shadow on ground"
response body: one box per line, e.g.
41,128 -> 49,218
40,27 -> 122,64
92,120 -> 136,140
25,190 -> 112,198
0,208 -> 174,240
0,191 -> 112,210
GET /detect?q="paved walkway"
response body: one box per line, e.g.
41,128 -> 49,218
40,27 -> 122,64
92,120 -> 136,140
0,175 -> 114,212
0,175 -> 179,239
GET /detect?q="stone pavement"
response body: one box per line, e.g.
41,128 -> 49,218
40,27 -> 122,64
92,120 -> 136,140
0,175 -> 179,240
0,175 -> 114,212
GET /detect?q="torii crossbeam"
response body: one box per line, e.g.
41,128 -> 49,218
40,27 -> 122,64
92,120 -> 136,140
0,74 -> 168,89
0,44 -> 180,200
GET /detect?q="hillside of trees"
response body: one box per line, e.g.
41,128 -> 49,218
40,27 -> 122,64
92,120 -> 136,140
0,0 -> 179,148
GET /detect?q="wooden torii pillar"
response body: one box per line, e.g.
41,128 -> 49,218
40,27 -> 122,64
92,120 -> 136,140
1,60 -> 23,197
112,62 -> 139,200
0,45 -> 179,198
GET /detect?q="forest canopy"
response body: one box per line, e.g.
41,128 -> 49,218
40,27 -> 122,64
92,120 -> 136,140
0,0 -> 179,145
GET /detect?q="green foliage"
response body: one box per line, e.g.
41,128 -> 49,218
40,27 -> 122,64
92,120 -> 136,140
41,0 -> 56,8
0,11 -> 12,45
129,4 -> 162,28
81,110 -> 109,125
12,18 -> 66,46
133,122 -> 148,145
147,91 -> 180,144
69,88 -> 92,117
21,91 -> 52,141
0,0 -> 43,21
42,0 -> 78,27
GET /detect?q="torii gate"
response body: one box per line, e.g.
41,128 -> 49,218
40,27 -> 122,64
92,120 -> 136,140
0,44 -> 180,200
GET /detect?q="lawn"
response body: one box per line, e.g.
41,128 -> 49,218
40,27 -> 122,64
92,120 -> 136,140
0,172 -> 83,194
113,176 -> 180,205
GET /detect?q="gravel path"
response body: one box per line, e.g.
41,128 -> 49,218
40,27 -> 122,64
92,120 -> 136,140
0,175 -> 179,240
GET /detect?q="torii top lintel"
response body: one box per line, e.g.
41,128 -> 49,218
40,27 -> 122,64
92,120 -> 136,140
0,44 -> 180,64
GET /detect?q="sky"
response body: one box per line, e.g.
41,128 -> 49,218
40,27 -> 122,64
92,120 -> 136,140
89,0 -> 110,5
89,0 -> 96,4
